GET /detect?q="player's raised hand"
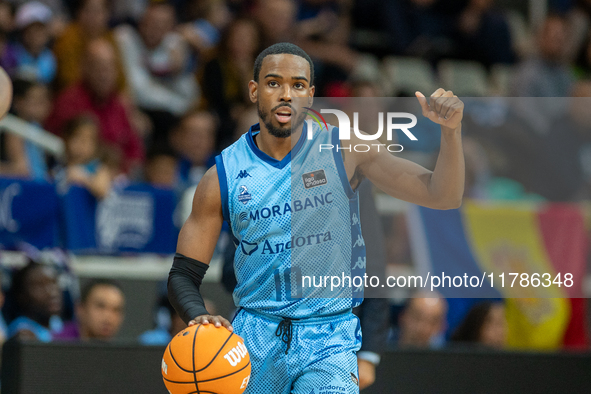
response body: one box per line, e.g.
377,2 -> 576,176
189,315 -> 233,332
415,88 -> 464,131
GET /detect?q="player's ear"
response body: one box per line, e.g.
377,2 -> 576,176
248,80 -> 258,103
308,85 -> 315,106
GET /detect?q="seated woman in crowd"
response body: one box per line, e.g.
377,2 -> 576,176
451,301 -> 508,349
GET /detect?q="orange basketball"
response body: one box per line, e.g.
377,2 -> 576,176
161,324 -> 251,394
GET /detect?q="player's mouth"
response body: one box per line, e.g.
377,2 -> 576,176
274,107 -> 292,124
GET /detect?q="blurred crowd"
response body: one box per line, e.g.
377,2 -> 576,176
1,0 -> 591,390
0,0 -> 590,202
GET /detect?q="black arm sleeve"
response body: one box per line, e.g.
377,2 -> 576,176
167,253 -> 210,324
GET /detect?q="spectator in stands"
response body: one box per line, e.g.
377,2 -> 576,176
139,296 -> 216,346
509,13 -> 574,137
144,146 -> 179,189
573,33 -> 591,80
53,0 -> 125,91
451,301 -> 507,349
55,115 -> 114,199
46,38 -> 144,174
179,0 -> 231,54
55,279 -> 125,341
0,78 -> 50,180
232,105 -> 259,142
111,0 -> 149,25
531,80 -> 591,201
254,0 -> 297,47
10,0 -> 68,36
171,110 -> 218,226
453,0 -> 515,67
489,81 -> 591,201
297,0 -> 363,93
564,0 -> 591,63
381,0 -> 458,59
392,295 -> 447,348
170,110 -> 218,188
0,1 -> 16,73
200,18 -> 261,148
115,0 -> 199,145
6,261 -> 63,342
511,13 -> 573,97
11,1 -> 56,84
0,269 -> 6,347
254,0 -> 360,94
138,295 -> 189,345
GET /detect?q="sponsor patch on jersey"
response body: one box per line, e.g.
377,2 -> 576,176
236,211 -> 249,230
238,185 -> 252,204
302,169 -> 327,189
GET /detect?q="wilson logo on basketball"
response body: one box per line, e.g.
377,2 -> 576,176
223,341 -> 248,367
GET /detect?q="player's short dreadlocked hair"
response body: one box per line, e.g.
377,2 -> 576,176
253,42 -> 314,85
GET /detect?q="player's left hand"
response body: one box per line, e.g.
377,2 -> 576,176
188,314 -> 233,332
415,88 -> 464,132
357,358 -> 376,390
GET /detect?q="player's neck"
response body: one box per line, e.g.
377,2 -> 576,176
254,126 -> 303,161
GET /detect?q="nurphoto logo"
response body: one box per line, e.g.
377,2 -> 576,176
304,107 -> 418,153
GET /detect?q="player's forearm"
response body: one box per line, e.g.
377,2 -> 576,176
427,125 -> 464,209
168,253 -> 210,324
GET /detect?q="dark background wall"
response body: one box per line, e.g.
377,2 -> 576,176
3,342 -> 591,394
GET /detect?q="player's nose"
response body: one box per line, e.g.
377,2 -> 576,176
279,84 -> 292,101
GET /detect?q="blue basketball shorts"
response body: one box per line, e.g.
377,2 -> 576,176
232,308 -> 362,394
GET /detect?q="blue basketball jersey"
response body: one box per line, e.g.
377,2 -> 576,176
216,122 -> 365,319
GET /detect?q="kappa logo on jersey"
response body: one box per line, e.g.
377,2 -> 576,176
240,240 -> 258,255
238,185 -> 252,204
236,170 -> 252,179
353,257 -> 366,269
223,341 -> 248,367
302,169 -> 328,189
353,234 -> 365,247
351,373 -> 359,387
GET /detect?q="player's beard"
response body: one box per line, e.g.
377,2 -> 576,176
258,102 -> 307,139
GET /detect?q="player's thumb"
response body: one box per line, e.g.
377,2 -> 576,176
415,91 -> 430,114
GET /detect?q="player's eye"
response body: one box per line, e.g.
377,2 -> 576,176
268,81 -> 278,87
294,83 -> 304,89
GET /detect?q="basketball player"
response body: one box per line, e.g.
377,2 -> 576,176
168,43 -> 464,393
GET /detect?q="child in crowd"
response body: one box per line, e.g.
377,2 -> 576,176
144,146 -> 179,189
55,115 -> 115,199
12,1 -> 56,83
0,78 -> 51,180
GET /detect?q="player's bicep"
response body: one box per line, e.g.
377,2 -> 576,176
176,166 -> 224,263
359,148 -> 436,206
